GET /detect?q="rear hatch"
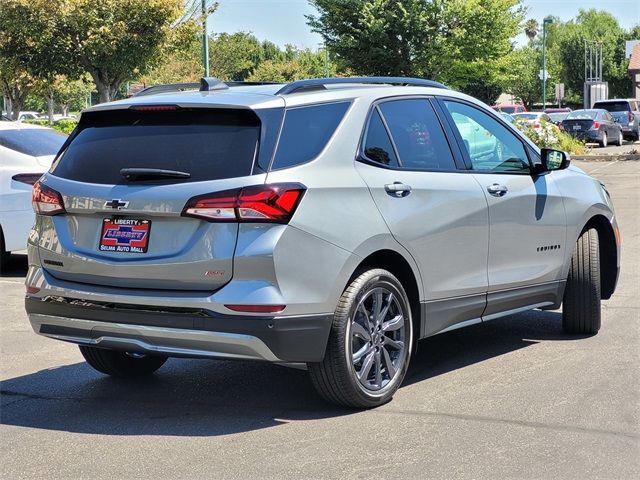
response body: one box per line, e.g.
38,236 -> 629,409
592,101 -> 631,124
37,105 -> 281,291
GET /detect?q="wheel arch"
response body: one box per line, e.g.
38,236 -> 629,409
581,214 -> 618,299
349,249 -> 422,342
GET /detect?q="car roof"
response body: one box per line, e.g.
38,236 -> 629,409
0,121 -> 50,131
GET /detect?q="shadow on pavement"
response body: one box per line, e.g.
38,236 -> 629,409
0,252 -> 28,278
1,309 -> 585,437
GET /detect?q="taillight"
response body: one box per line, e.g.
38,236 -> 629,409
533,123 -> 541,129
12,173 -> 43,185
182,183 -> 305,223
32,180 -> 65,215
592,121 -> 600,130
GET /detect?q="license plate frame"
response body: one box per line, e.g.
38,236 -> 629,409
99,218 -> 151,253
572,125 -> 581,130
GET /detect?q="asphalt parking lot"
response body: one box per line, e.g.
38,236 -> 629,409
1,159 -> 638,480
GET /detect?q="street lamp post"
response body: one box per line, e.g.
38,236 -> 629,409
542,16 -> 553,109
202,0 -> 210,77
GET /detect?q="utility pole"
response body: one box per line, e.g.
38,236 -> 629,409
542,16 -> 553,109
324,40 -> 329,77
202,0 -> 210,77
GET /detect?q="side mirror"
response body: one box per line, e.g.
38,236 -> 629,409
539,148 -> 570,172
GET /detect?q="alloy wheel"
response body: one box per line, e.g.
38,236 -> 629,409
349,287 -> 407,392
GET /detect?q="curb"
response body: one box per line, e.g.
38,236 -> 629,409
572,154 -> 640,162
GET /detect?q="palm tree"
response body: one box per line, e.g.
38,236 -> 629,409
524,19 -> 539,44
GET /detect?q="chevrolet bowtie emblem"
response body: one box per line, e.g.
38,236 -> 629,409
104,199 -> 129,210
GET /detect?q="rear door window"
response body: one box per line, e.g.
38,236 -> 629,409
362,109 -> 399,167
51,108 -> 261,184
270,102 -> 350,170
0,128 -> 67,157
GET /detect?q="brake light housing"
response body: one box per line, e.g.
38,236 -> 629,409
32,180 -> 66,215
592,121 -> 600,130
182,183 -> 306,223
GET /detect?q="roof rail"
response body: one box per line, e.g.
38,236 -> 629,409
275,77 -> 448,95
132,79 -> 282,97
133,82 -> 199,97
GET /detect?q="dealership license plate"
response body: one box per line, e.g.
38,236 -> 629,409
99,218 -> 151,253
573,125 -> 581,130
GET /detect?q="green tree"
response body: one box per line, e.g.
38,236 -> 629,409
63,0 -> 184,103
524,19 -> 539,44
501,47 -> 542,109
248,49 -> 336,82
307,0 -> 523,90
209,32 -> 264,80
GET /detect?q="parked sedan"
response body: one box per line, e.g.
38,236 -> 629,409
0,122 -> 67,270
561,109 -> 623,147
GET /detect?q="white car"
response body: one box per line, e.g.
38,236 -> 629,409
0,122 -> 67,270
17,111 -> 42,122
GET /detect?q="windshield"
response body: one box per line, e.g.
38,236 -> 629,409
0,128 -> 67,156
495,106 -> 516,114
566,111 -> 598,120
593,101 -> 629,112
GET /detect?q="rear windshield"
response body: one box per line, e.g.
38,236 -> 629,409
593,101 -> 630,112
51,108 -> 260,184
494,106 -> 516,114
0,128 -> 67,157
513,113 -> 538,120
566,111 -> 598,120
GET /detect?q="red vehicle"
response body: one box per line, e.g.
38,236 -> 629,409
492,104 -> 527,114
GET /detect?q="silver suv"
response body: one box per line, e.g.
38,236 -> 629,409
25,77 -> 620,408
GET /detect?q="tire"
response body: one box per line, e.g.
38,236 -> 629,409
562,228 -> 601,334
599,132 -> 607,148
308,269 -> 413,408
79,345 -> 168,377
615,130 -> 623,146
0,228 -> 10,275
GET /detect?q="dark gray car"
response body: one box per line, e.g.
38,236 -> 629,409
561,109 -> 624,147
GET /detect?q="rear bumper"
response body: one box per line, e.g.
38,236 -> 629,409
25,296 -> 333,363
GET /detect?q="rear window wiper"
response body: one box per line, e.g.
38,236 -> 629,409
120,168 -> 191,181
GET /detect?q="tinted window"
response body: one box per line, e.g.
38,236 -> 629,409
444,101 -> 530,172
513,113 -> 538,120
593,101 -> 631,112
271,102 -> 350,170
378,99 -> 456,170
362,109 -> 398,167
51,109 -> 260,184
0,128 -> 66,157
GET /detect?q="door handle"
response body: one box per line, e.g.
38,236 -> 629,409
487,183 -> 508,197
384,182 -> 412,197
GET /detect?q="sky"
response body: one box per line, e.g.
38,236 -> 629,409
209,0 -> 640,49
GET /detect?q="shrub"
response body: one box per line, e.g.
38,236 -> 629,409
513,118 -> 587,155
23,118 -> 77,135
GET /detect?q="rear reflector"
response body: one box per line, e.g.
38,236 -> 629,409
12,173 -> 43,185
225,304 -> 286,313
26,286 -> 40,294
32,180 -> 65,215
183,183 -> 305,223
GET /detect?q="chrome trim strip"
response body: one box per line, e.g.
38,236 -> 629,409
28,313 -> 281,362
